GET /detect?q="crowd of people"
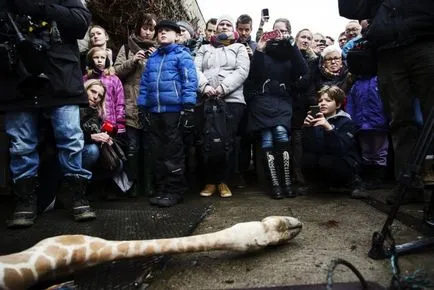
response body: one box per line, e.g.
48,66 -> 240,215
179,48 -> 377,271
1,0 -> 433,229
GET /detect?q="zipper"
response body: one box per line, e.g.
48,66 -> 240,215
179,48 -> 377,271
173,80 -> 180,101
156,54 -> 166,113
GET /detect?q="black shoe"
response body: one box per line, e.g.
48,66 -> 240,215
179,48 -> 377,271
283,186 -> 296,198
154,194 -> 183,207
64,176 -> 96,222
270,186 -> 284,199
7,177 -> 38,228
350,175 -> 368,199
127,182 -> 138,198
424,206 -> 434,228
234,174 -> 247,189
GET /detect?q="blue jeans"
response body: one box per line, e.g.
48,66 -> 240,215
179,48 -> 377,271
82,144 -> 100,170
5,105 -> 92,182
261,125 -> 290,149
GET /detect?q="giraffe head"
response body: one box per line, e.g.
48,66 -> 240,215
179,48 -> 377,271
261,216 -> 302,245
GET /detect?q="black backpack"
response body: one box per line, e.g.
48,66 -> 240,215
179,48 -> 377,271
202,98 -> 232,162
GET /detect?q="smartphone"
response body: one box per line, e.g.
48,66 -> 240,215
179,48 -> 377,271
309,105 -> 320,117
261,30 -> 282,42
262,8 -> 270,22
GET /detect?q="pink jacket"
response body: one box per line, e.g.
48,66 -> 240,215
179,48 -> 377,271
83,72 -> 126,133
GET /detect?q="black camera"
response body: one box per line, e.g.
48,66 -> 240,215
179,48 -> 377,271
1,12 -> 56,90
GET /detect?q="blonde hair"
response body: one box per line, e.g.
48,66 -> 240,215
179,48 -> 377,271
84,79 -> 106,117
86,47 -> 115,77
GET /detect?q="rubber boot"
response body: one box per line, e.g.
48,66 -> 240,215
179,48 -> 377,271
7,177 -> 38,228
263,150 -> 284,199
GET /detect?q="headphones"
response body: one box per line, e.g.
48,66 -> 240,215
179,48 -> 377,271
86,48 -> 111,70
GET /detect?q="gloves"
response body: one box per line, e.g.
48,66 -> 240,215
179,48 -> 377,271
180,105 -> 195,133
138,107 -> 151,131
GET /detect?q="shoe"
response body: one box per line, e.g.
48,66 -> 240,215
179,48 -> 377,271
200,184 -> 216,197
7,177 -> 38,228
154,194 -> 183,207
218,183 -> 232,198
424,205 -> 434,227
270,186 -> 284,199
350,175 -> 368,199
234,174 -> 246,189
63,176 -> 96,222
127,182 -> 138,198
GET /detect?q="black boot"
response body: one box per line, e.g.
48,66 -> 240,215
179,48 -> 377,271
7,177 -> 38,228
63,176 -> 96,221
263,150 -> 284,199
276,143 -> 295,198
350,174 -> 368,199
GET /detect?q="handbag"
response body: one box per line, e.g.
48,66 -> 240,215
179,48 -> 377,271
347,38 -> 377,76
99,140 -> 127,172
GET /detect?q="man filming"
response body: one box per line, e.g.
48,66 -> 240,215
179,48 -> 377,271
338,0 -> 434,204
0,0 -> 96,228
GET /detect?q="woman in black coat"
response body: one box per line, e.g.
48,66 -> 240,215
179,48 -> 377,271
245,18 -> 307,199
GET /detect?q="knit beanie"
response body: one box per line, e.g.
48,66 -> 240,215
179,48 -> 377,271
217,15 -> 234,28
177,21 -> 195,38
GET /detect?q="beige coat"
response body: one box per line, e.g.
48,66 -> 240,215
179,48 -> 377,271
114,36 -> 155,129
194,43 -> 250,104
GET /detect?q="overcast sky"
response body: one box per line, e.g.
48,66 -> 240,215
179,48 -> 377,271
196,0 -> 352,40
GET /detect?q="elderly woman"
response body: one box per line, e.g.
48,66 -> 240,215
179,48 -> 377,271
195,15 -> 250,198
245,18 -> 307,199
114,13 -> 158,197
314,46 -> 351,94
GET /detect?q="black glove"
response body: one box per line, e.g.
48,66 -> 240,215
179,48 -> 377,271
138,107 -> 151,132
180,105 -> 195,133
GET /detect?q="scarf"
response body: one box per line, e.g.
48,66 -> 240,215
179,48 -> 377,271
128,34 -> 156,54
210,31 -> 240,48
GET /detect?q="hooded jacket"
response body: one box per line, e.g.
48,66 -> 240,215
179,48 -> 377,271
302,110 -> 361,169
137,43 -> 198,113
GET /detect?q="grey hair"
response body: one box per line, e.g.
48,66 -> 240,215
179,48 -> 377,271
321,45 -> 342,58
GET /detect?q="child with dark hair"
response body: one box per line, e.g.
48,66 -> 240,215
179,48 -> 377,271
299,85 -> 365,198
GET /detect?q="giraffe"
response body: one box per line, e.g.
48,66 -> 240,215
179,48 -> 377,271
0,216 -> 302,290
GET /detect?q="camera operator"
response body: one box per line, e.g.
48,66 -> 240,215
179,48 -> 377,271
338,0 -> 434,204
0,0 -> 96,228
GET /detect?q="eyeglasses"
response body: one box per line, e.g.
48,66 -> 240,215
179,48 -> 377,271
324,56 -> 342,62
345,27 -> 360,33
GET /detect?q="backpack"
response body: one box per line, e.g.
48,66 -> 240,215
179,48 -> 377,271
201,98 -> 232,163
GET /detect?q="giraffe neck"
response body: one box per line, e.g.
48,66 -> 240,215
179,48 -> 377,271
0,217 -> 301,290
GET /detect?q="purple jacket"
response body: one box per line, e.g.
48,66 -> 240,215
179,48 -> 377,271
83,72 -> 126,133
346,76 -> 388,131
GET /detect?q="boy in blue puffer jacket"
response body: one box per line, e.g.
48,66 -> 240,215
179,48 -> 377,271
138,20 -> 198,207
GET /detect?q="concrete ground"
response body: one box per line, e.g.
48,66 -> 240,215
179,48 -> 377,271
147,186 -> 434,289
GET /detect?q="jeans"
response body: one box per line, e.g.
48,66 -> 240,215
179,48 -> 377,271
5,105 -> 92,182
82,144 -> 100,170
261,125 -> 290,149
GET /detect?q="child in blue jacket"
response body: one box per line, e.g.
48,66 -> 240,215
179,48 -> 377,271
138,20 -> 198,207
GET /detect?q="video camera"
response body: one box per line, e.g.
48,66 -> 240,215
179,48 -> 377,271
0,11 -> 61,91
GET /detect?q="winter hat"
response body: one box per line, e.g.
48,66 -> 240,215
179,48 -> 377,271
217,15 -> 234,28
155,20 -> 181,34
177,21 -> 195,38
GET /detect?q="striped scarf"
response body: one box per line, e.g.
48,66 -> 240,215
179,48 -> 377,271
210,31 -> 240,48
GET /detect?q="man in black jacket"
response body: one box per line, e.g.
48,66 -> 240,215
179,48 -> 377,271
338,0 -> 434,204
0,0 -> 96,228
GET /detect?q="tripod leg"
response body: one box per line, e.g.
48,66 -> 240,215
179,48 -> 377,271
424,186 -> 434,227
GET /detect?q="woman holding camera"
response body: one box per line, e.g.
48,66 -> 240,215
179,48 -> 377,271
114,13 -> 157,197
245,18 -> 307,199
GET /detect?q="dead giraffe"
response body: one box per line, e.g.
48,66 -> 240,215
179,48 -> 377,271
0,216 -> 302,290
